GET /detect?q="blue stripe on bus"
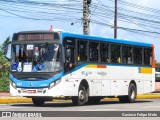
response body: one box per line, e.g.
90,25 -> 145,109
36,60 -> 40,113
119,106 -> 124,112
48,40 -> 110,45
10,72 -> 63,88
61,32 -> 152,47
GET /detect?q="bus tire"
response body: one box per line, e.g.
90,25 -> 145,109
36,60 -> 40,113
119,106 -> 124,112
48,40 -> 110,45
128,83 -> 137,103
88,97 -> 101,104
119,83 -> 137,103
32,98 -> 45,106
72,84 -> 88,106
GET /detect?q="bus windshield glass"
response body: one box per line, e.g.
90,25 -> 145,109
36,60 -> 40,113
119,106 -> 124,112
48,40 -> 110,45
11,43 -> 61,72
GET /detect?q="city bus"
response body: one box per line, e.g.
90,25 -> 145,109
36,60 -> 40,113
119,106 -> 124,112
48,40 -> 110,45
7,30 -> 155,106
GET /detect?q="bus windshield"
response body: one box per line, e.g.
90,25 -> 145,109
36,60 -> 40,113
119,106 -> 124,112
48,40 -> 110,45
11,43 -> 62,72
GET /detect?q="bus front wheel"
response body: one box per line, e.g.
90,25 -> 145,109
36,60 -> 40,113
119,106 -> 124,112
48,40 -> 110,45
32,98 -> 45,106
119,83 -> 137,103
72,84 -> 88,106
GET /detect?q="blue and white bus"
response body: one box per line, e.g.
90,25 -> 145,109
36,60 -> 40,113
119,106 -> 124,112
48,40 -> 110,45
8,30 -> 155,106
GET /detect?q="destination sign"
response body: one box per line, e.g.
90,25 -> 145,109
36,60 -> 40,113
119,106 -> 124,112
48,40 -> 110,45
18,34 -> 54,41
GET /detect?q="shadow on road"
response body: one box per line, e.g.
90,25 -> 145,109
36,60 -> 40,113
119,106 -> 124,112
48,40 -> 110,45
11,99 -> 153,108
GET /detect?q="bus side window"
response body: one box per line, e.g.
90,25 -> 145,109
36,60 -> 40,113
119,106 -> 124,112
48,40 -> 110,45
122,46 -> 133,64
64,46 -> 75,73
89,42 -> 98,61
144,48 -> 152,66
77,40 -> 87,62
133,47 -> 142,65
111,44 -> 121,63
100,43 -> 110,63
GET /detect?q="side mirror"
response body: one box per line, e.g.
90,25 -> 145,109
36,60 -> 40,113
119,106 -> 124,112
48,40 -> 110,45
65,48 -> 71,60
5,42 -> 11,61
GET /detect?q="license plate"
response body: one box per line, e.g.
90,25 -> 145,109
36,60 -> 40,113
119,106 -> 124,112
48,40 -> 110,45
27,90 -> 36,93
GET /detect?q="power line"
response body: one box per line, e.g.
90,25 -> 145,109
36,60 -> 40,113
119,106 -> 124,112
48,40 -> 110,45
0,0 -> 83,14
1,0 -> 160,38
0,8 -> 81,21
0,0 -> 83,22
108,0 -> 160,14
90,18 -> 160,39
91,0 -> 160,36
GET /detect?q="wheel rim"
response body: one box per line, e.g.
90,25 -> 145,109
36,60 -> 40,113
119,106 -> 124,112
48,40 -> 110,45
79,90 -> 85,101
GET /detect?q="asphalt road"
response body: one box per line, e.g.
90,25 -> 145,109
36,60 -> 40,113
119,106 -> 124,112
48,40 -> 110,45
0,99 -> 160,120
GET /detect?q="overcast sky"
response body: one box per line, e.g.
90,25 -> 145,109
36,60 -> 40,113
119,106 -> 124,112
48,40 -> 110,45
0,0 -> 160,61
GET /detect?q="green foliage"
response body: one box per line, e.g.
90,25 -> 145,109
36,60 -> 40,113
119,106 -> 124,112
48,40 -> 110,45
156,62 -> 160,72
0,37 -> 10,91
156,62 -> 160,68
2,36 -> 10,47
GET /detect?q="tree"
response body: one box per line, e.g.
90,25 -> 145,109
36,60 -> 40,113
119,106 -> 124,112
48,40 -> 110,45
156,62 -> 160,72
3,36 -> 10,47
0,37 -> 10,91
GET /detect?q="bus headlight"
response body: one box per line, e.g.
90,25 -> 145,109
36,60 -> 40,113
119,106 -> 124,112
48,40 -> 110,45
50,82 -> 55,88
10,81 -> 16,89
49,79 -> 61,89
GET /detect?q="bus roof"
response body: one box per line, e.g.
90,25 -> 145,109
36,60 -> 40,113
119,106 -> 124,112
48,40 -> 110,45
61,32 -> 152,47
16,30 -> 60,34
14,30 -> 152,47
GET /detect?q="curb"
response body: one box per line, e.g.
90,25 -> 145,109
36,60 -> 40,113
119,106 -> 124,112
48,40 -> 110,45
137,94 -> 160,99
1,94 -> 160,104
0,97 -> 72,104
0,97 -> 32,104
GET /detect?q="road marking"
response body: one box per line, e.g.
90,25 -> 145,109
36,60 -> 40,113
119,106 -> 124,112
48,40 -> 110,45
81,109 -> 116,111
0,105 -> 29,110
144,106 -> 160,108
0,107 -> 19,110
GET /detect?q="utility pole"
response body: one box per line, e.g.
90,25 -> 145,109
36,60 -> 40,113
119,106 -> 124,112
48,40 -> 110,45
83,0 -> 91,35
114,0 -> 117,39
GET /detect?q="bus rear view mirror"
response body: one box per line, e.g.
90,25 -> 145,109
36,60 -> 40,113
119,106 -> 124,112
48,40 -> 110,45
66,48 -> 71,59
5,42 -> 11,61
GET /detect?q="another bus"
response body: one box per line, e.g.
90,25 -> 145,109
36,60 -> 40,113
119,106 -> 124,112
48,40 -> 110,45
7,30 -> 155,106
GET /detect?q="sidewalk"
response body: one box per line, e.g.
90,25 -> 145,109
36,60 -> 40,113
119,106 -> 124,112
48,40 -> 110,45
0,82 -> 160,104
